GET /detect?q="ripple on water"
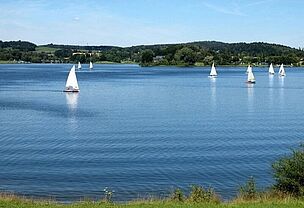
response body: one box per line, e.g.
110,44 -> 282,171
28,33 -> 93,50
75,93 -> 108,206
0,64 -> 303,201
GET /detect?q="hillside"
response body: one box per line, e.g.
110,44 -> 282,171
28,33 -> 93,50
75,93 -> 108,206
0,40 -> 304,66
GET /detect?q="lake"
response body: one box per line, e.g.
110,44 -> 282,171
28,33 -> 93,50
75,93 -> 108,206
0,64 -> 303,202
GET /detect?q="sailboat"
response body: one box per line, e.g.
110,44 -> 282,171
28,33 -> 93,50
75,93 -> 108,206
269,63 -> 275,75
246,65 -> 252,74
279,64 -> 286,76
89,61 -> 93,70
64,65 -> 80,92
78,62 -> 82,70
209,62 -> 217,77
247,67 -> 256,84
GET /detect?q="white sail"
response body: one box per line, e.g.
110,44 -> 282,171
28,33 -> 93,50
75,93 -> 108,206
247,70 -> 255,83
89,61 -> 93,69
279,64 -> 286,76
65,65 -> 79,92
78,62 -> 82,70
269,63 -> 275,74
246,65 -> 252,74
209,63 -> 217,77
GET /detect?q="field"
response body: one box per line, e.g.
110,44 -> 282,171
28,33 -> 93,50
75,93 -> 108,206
35,46 -> 58,53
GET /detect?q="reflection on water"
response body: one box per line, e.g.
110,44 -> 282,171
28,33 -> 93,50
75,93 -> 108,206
247,84 -> 254,113
65,92 -> 79,110
65,92 -> 79,126
268,75 -> 274,107
269,74 -> 274,88
209,78 -> 216,112
279,76 -> 285,87
279,76 -> 285,108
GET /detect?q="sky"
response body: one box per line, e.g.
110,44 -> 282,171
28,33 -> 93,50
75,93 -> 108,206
0,0 -> 303,48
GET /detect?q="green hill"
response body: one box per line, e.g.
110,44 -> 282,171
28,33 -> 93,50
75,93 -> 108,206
0,40 -> 303,65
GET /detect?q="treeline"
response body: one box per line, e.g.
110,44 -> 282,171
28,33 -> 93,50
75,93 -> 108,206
1,40 -> 304,66
45,43 -> 119,51
0,40 -> 36,51
138,42 -> 304,66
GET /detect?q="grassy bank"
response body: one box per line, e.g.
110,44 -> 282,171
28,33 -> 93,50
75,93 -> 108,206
0,194 -> 303,208
0,60 -> 17,64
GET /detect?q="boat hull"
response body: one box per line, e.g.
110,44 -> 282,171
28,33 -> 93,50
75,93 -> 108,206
208,75 -> 217,78
64,86 -> 79,92
64,89 -> 79,92
246,81 -> 256,84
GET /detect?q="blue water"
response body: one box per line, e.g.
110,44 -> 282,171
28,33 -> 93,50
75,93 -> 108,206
0,64 -> 303,201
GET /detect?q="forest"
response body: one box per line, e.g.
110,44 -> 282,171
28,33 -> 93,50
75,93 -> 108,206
1,40 -> 304,66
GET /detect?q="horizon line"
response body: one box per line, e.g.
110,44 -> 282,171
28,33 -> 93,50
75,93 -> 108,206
1,39 -> 301,49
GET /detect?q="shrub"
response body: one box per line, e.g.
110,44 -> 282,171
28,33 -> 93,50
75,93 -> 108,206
188,185 -> 219,203
103,187 -> 114,203
170,188 -> 184,202
238,176 -> 258,200
272,144 -> 304,196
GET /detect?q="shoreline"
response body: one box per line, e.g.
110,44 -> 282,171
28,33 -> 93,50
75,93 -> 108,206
0,62 -> 298,67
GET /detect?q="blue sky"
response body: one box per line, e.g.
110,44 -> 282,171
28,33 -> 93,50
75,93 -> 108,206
0,0 -> 303,47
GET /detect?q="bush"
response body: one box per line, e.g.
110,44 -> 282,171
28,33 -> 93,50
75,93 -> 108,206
188,185 -> 219,203
238,176 -> 258,200
272,144 -> 304,196
103,187 -> 114,203
170,188 -> 184,202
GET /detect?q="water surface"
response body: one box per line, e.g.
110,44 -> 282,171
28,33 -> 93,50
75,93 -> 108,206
0,64 -> 303,201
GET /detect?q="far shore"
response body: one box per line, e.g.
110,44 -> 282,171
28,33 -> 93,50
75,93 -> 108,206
0,61 -> 298,68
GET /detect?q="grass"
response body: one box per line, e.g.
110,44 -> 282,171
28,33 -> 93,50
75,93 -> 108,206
0,60 -> 17,64
95,61 -> 121,64
35,46 -> 58,53
0,193 -> 303,208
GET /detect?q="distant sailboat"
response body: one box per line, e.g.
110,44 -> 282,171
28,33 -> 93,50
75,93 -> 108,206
78,62 -> 82,70
279,64 -> 286,76
209,62 -> 217,77
246,65 -> 252,74
247,67 -> 256,84
89,61 -> 93,70
269,63 -> 275,75
64,65 -> 79,92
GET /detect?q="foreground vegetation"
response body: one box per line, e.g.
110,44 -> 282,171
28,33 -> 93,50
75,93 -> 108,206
0,144 -> 303,208
1,40 -> 304,66
0,193 -> 303,208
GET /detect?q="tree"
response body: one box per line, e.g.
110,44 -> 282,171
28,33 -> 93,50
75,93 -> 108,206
54,49 -> 72,58
1,40 -> 304,65
272,144 -> 304,196
140,49 -> 154,65
174,47 -> 197,66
